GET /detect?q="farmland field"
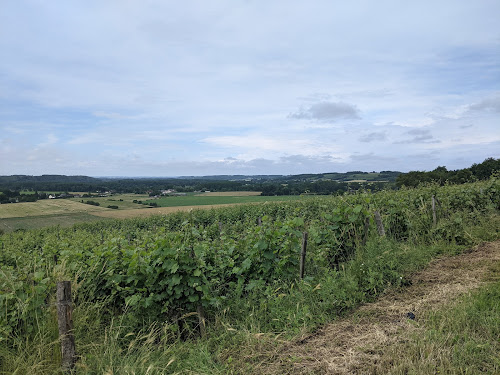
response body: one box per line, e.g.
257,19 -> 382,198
0,213 -> 110,232
90,203 -> 252,219
0,198 -> 108,219
197,191 -> 261,196
145,194 -> 306,207
68,193 -> 151,209
0,192 -> 308,231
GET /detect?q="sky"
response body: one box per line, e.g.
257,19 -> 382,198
1,0 -> 499,177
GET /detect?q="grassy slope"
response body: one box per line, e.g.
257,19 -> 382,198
0,213 -> 110,232
0,199 -> 108,219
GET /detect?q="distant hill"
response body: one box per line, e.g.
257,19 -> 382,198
0,175 -> 99,184
0,171 -> 401,195
176,171 -> 401,183
0,175 -> 103,192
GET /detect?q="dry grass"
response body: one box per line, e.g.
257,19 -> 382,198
0,192 -> 265,227
0,199 -> 108,219
252,241 -> 500,374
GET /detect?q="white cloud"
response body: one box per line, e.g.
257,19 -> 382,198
201,135 -> 318,157
468,95 -> 500,113
0,1 -> 499,175
289,102 -> 361,122
358,132 -> 387,143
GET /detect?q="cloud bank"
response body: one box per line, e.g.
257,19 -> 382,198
0,1 -> 499,176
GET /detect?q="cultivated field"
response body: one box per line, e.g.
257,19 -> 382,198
146,194 -> 305,207
91,204 -> 249,219
0,192 -> 307,231
0,199 -> 108,219
0,213 -> 109,232
196,191 -> 261,196
68,193 -> 152,210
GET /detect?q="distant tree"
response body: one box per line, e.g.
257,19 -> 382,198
470,157 -> 500,180
396,158 -> 499,187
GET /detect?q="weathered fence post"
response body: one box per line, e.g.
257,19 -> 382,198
300,232 -> 308,279
56,281 -> 76,373
197,304 -> 207,338
431,195 -> 437,227
257,217 -> 262,226
374,211 -> 385,237
218,221 -> 223,232
361,217 -> 370,246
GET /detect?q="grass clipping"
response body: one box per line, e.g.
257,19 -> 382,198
250,240 -> 500,375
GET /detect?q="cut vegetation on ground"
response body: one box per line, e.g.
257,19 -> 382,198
251,240 -> 500,374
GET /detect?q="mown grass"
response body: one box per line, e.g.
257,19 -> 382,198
0,199 -> 108,219
0,213 -> 110,233
368,277 -> 500,374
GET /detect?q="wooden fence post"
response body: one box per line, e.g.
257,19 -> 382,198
431,195 -> 437,227
374,211 -> 385,237
218,221 -> 223,232
197,304 -> 207,338
56,281 -> 76,373
300,232 -> 308,279
361,217 -> 370,246
257,217 -> 262,226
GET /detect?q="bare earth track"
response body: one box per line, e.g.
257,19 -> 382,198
254,241 -> 500,374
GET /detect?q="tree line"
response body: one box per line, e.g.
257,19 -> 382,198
396,158 -> 500,187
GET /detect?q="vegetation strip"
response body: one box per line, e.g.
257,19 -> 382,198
250,240 -> 500,374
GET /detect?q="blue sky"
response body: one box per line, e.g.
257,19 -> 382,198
1,1 -> 499,176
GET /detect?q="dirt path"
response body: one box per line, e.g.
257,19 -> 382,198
254,241 -> 500,374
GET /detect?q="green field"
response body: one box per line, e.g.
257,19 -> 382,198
0,192 -> 308,232
145,194 -> 307,207
68,193 -> 151,209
